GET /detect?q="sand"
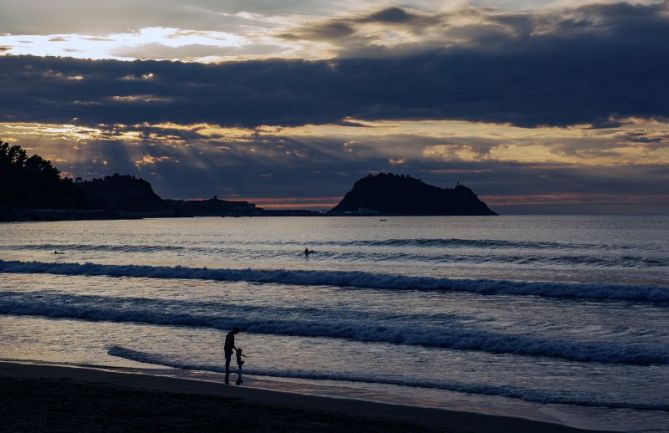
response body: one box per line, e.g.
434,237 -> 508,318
0,361 -> 605,433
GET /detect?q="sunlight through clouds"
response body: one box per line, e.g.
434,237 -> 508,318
2,117 -> 668,172
0,27 -> 246,61
1,0 -> 668,212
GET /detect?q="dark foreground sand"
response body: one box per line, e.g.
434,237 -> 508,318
0,361 -> 603,433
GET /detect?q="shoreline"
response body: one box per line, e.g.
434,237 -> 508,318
0,210 -> 502,223
0,210 -> 321,222
0,360 -> 605,433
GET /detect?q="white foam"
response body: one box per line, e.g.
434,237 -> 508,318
0,259 -> 667,302
1,290 -> 667,365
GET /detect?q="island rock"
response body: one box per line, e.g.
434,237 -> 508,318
329,173 -> 496,216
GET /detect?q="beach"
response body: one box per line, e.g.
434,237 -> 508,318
0,361 -> 599,433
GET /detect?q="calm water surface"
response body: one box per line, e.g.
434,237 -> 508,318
1,216 -> 668,432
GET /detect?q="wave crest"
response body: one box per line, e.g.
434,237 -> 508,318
1,290 -> 667,365
1,259 -> 667,303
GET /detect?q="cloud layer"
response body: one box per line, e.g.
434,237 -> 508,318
2,2 -> 669,128
2,118 -> 668,213
1,1 -> 668,212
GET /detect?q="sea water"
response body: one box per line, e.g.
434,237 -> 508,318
0,216 -> 667,432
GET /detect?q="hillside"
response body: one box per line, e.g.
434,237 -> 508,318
330,173 -> 496,215
0,143 -> 269,220
77,174 -> 168,212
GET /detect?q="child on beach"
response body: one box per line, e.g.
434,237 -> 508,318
235,348 -> 247,385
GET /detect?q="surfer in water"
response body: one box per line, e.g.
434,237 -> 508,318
224,327 -> 240,384
304,247 -> 314,256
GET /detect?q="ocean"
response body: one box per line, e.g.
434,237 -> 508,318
1,216 -> 668,432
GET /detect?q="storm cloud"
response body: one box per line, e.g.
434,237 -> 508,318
1,2 -> 669,128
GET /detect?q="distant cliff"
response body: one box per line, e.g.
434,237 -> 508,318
330,173 -> 496,215
165,197 -> 258,216
77,174 -> 168,212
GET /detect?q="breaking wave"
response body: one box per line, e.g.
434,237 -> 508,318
298,238 -> 639,250
1,290 -> 668,365
107,346 -> 669,412
1,259 -> 667,303
231,238 -> 648,251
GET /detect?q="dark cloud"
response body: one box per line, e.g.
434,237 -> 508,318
280,6 -> 441,41
366,7 -> 414,23
1,2 -> 669,127
279,22 -> 356,41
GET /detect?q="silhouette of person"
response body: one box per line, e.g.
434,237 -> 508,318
224,327 -> 240,384
235,348 -> 247,385
304,247 -> 311,256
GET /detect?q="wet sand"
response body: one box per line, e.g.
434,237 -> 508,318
0,361 -> 605,433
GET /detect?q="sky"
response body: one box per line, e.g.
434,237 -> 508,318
1,0 -> 668,213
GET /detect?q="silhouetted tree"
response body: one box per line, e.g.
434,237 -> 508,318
1,141 -> 170,213
0,141 -> 86,209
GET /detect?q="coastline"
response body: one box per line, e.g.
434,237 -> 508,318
0,211 -> 501,223
0,209 -> 321,222
0,360 -> 604,433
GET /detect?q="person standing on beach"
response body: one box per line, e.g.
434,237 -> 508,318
235,347 -> 247,385
224,327 -> 240,384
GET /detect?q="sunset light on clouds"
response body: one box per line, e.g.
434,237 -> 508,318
2,0 -> 668,212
